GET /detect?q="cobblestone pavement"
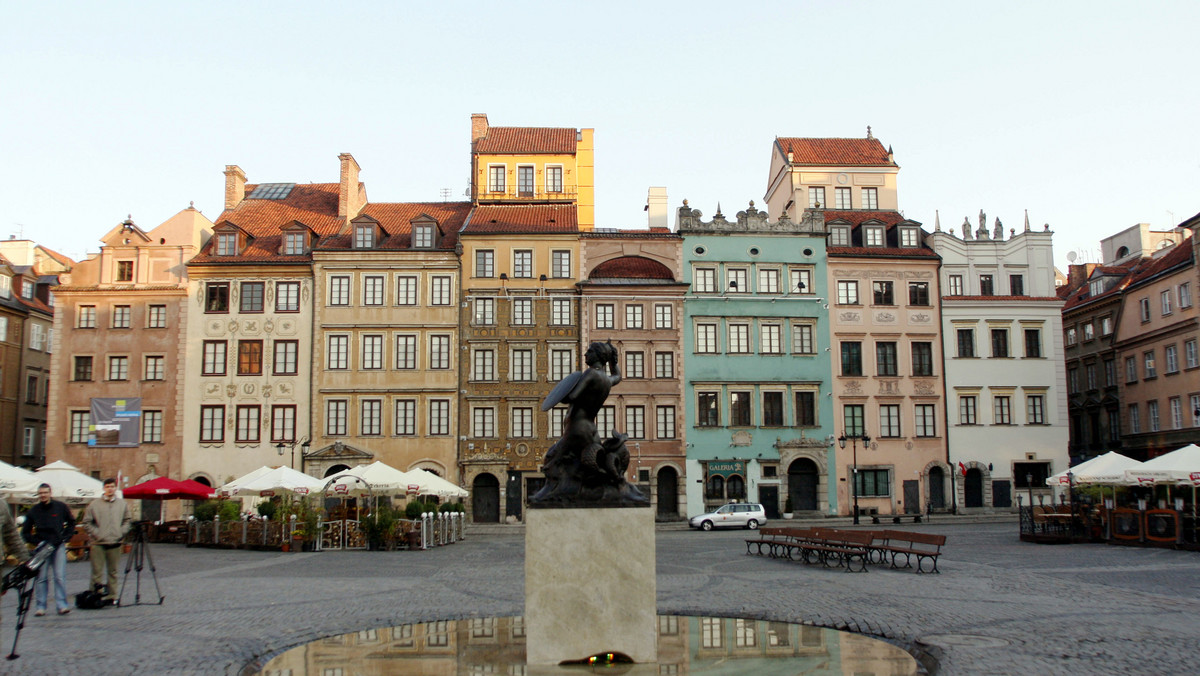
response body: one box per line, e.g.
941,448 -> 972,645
1,520 -> 1197,674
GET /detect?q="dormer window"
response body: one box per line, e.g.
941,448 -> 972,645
282,231 -> 306,255
19,279 -> 33,299
216,233 -> 238,256
0,275 -> 12,299
864,226 -> 885,247
116,260 -> 134,282
830,226 -> 850,247
413,224 -> 434,248
899,227 -> 919,248
354,224 -> 375,249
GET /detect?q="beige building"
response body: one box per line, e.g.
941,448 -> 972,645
764,133 -> 899,222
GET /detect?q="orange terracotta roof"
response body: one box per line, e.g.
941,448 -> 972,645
1125,238 -> 1193,288
588,256 -> 675,281
463,205 -> 578,235
777,137 -> 894,166
475,127 -> 577,154
581,229 -> 680,240
318,202 -> 472,250
823,210 -> 910,226
215,183 -> 342,236
829,246 -> 939,259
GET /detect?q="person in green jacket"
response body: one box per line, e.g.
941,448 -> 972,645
81,478 -> 131,602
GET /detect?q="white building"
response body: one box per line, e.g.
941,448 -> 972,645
927,212 -> 1068,511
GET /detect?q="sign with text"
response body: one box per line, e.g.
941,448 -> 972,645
89,398 -> 142,447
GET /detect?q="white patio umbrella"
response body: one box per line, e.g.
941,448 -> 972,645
10,460 -> 105,505
327,461 -> 412,495
402,469 -> 468,499
1046,452 -> 1146,486
219,466 -> 278,497
228,466 -> 325,497
0,459 -> 36,493
1124,444 -> 1200,486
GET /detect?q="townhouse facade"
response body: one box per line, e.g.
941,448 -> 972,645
764,132 -> 899,222
0,260 -> 27,467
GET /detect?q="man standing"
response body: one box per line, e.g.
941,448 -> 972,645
81,478 -> 130,603
20,483 -> 75,616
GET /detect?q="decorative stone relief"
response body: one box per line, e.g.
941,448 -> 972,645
243,383 -> 255,395
227,319 -> 239,334
204,383 -> 222,399
207,319 -> 225,336
262,384 -> 272,399
244,320 -> 258,333
874,311 -> 897,324
909,312 -> 933,324
263,319 -> 274,334
878,380 -> 900,396
225,384 -> 237,399
731,430 -> 753,447
844,380 -> 863,395
302,280 -> 311,302
913,381 -> 936,396
277,383 -> 291,396
839,311 -> 862,323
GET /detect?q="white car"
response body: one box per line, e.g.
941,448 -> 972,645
689,503 -> 768,531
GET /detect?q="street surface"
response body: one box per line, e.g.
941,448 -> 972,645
1,520 -> 1197,674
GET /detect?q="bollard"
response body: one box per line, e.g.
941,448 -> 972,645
214,515 -> 221,545
448,512 -> 457,543
262,515 -> 269,546
420,512 -> 431,550
241,517 -> 248,547
458,511 -> 466,540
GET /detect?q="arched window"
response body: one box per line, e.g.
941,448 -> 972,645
726,474 -> 746,500
707,474 -> 725,500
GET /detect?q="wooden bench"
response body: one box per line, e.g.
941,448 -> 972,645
878,530 -> 946,573
745,527 -> 792,556
791,529 -> 873,572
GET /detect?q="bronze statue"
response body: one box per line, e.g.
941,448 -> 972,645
530,341 -> 649,506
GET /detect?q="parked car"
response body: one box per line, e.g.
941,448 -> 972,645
688,503 -> 767,531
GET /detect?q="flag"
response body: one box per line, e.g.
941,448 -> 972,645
958,462 -> 967,477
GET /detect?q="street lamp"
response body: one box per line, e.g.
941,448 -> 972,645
838,430 -> 871,525
276,438 -> 310,471
1026,472 -> 1034,517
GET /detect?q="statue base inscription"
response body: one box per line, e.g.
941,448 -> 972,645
524,507 -> 657,665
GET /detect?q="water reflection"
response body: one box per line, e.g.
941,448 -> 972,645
257,615 -> 917,675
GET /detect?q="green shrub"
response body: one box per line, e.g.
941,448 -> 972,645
256,500 -> 278,520
193,500 -> 219,521
193,499 -> 243,522
405,501 -> 435,519
439,502 -> 464,513
363,504 -> 398,550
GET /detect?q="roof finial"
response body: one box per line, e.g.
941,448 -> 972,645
189,201 -> 195,210
866,125 -> 873,140
1024,209 -> 1031,232
934,210 -> 941,232
714,202 -> 724,218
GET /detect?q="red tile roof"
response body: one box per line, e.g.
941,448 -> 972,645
823,210 -> 910,226
828,246 -> 939,259
357,202 -> 471,249
1124,238 -> 1193,289
463,205 -> 578,235
474,127 -> 577,154
581,229 -> 680,240
215,183 -> 342,235
776,137 -> 895,166
588,256 -> 675,281
38,246 -> 74,268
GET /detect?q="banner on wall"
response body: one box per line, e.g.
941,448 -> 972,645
89,398 -> 142,447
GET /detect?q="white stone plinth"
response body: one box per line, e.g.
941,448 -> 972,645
524,507 -> 657,665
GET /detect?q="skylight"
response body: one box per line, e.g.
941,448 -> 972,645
247,183 -> 295,200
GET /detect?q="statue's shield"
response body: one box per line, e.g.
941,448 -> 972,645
541,370 -> 584,411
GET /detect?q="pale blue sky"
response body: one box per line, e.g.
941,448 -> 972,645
3,1 -> 1197,269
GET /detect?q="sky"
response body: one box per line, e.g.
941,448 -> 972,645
3,1 -> 1198,270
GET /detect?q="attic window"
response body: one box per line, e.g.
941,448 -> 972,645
413,224 -> 434,248
282,231 -> 306,255
215,233 -> 238,256
246,183 -> 295,200
899,227 -> 919,248
830,226 -> 850,247
354,224 -> 375,249
864,226 -> 885,247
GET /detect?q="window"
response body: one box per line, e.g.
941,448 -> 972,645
624,351 -> 644,378
77,305 -> 96,328
144,355 -> 165,381
1109,410 -> 1121,441
240,282 -> 264,312
1024,329 -> 1042,358
114,260 -> 134,282
979,275 -> 994,296
761,324 -> 782,354
1186,339 -> 1198,369
413,225 -> 434,248
625,406 -> 645,439
957,329 -> 975,358
327,335 -> 349,370
855,469 -> 890,497
1100,317 -> 1113,336
430,276 -> 452,305
728,324 -> 750,353
694,267 -> 716,293
144,304 -> 167,329
948,275 -> 963,296
792,323 -> 814,354
625,304 -> 643,329
236,340 -> 262,375
1068,367 -> 1078,393
517,165 -> 534,196
429,335 -> 450,370
551,298 -> 572,325
730,391 -> 751,426
762,392 -> 784,426
1083,323 -> 1094,341
360,400 -> 382,436
654,304 -> 673,329
994,396 -> 1012,424
112,305 -> 131,328
1180,282 -> 1193,308
73,356 -> 93,381
107,356 -> 129,380
513,250 -> 533,278
864,226 -> 884,247
908,282 -> 930,306
911,342 -> 933,376
808,186 -> 825,207
697,392 -> 719,427
551,250 -> 571,278
487,165 -> 505,192
546,166 -> 563,193
236,406 -> 261,442
326,400 -> 347,436
595,304 -> 614,329
1161,290 -> 1173,316
142,411 -> 163,443
25,375 -> 37,404
876,342 -> 898,376
394,400 -> 416,436
267,340 -> 296,376
1104,358 -> 1116,387
69,411 -> 90,443
513,349 -> 534,381
656,406 -> 676,439
899,227 -> 919,248
758,268 -> 780,294
474,298 -> 495,325
991,329 -> 1009,357
597,406 -> 615,438
790,268 -> 812,295
795,392 -> 816,426
843,404 -> 865,437
550,349 -> 573,380
283,231 -> 305,255
835,187 -> 852,209
841,342 -> 862,376
879,404 -> 901,437
1165,344 -> 1178,373
354,224 -> 374,249
836,280 -> 859,305
396,276 -> 417,306
1139,298 -> 1151,322
1009,274 -> 1025,296
915,404 -> 937,437
548,405 -> 567,438
1148,400 -> 1160,432
475,250 -> 494,278
861,187 -> 878,209
1193,395 -> 1200,427
215,233 -> 237,256
363,276 -> 384,306
1169,397 -> 1183,430
272,405 -> 296,442
1128,404 -> 1140,434
200,406 -> 224,442
361,335 -> 383,369
1144,351 -> 1156,378
1086,363 -> 1097,390
696,323 -> 718,353
959,396 -> 977,424
329,276 -> 350,306
202,341 -> 227,375
1125,356 -> 1137,382
395,335 -> 417,370
726,268 -> 748,293
873,281 -> 894,305
20,428 -> 34,457
472,349 -> 495,381
512,407 -> 534,438
1065,328 -> 1077,346
830,225 -> 850,246
428,400 -> 450,436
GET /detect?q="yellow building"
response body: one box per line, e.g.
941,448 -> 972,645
470,113 -> 595,230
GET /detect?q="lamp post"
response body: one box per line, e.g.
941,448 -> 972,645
276,438 -> 310,471
1026,472 -> 1034,518
838,431 -> 871,525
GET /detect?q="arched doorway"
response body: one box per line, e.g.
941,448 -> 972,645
191,476 -> 212,487
656,467 -> 678,518
324,464 -> 351,478
928,466 -> 946,510
788,459 -> 819,511
964,468 -> 984,508
472,473 -> 500,523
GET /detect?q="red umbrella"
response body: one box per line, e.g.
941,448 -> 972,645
123,476 -> 216,501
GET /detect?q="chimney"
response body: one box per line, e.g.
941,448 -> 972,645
224,165 -> 246,210
1067,263 -> 1097,291
338,153 -> 365,224
471,113 -> 489,146
646,187 -> 668,230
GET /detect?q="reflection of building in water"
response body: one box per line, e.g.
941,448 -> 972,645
838,631 -> 923,676
693,616 -> 830,660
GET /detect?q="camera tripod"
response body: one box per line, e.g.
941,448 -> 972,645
117,522 -> 164,607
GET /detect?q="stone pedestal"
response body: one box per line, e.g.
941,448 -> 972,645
524,507 -> 657,665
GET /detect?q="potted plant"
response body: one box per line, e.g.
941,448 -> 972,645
363,504 -> 398,551
783,496 -> 794,520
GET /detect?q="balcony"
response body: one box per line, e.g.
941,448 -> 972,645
476,186 -> 578,203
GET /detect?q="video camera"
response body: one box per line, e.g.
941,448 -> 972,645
2,543 -> 52,593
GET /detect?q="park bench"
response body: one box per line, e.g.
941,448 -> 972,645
791,529 -> 873,572
878,530 -> 946,573
745,527 -> 793,556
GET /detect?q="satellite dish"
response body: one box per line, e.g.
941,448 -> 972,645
1065,251 -> 1077,263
